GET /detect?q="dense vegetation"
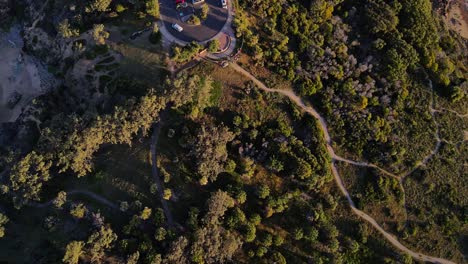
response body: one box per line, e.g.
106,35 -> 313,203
0,0 -> 466,263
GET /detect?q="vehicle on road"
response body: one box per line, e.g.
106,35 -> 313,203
172,23 -> 184,32
221,0 -> 227,8
192,0 -> 204,4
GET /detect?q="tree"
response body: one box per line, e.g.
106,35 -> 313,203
190,124 -> 235,183
140,207 -> 152,220
53,191 -> 67,209
292,228 -> 304,240
203,190 -> 235,225
266,156 -> 284,172
155,227 -> 167,241
273,234 -> 284,246
149,23 -> 161,44
8,151 -> 52,207
86,0 -> 112,13
200,4 -> 209,20
364,0 -> 399,34
164,237 -> 189,263
70,203 -> 86,219
120,201 -> 129,212
63,241 -> 85,264
127,251 -> 140,264
57,19 -> 79,38
172,42 -> 203,63
86,226 -> 118,262
207,39 -> 220,53
0,213 -> 9,238
116,4 -> 126,13
92,24 -> 109,45
187,15 -> 201,25
163,189 -> 172,200
256,184 -> 270,199
146,0 -> 160,19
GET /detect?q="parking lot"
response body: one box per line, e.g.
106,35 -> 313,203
159,0 -> 229,42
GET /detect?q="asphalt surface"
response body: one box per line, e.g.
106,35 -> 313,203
160,0 -> 229,42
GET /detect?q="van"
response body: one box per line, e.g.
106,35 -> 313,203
172,23 -> 183,32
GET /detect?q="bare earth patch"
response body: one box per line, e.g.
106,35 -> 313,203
0,26 -> 56,123
444,0 -> 468,39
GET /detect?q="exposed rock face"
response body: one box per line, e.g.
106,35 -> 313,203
0,0 -> 10,22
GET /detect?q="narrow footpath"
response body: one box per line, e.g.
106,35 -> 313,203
229,62 -> 456,264
151,121 -> 175,228
33,189 -> 118,209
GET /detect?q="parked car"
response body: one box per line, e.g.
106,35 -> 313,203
175,0 -> 185,4
221,0 -> 227,8
192,0 -> 204,4
172,23 -> 183,32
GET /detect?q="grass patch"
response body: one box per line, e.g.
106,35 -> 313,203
209,80 -> 223,106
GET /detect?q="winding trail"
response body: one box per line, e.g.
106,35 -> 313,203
229,62 -> 456,264
151,121 -> 175,228
33,189 -> 118,209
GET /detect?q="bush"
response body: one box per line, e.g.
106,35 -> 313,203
200,4 -> 209,20
146,0 -> 160,19
172,42 -> 203,63
187,15 -> 201,25
116,4 -> 126,13
207,39 -> 220,53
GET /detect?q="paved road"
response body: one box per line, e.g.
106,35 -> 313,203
160,0 -> 229,42
229,62 -> 457,264
151,121 -> 175,227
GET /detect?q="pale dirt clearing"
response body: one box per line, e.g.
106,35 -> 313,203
0,26 -> 56,123
445,0 -> 468,39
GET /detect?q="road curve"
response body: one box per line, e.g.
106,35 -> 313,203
229,62 -> 457,264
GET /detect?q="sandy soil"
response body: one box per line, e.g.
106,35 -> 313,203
0,26 -> 52,123
445,0 -> 468,39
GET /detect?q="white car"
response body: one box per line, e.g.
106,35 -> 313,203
172,23 -> 183,32
221,0 -> 227,8
192,0 -> 204,4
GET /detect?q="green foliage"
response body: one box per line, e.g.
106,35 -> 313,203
115,4 -> 126,13
0,213 -> 9,238
163,189 -> 172,200
86,0 -> 112,13
53,191 -> 67,209
155,227 -> 167,241
200,4 -> 209,20
63,241 -> 85,264
70,203 -> 87,219
86,226 -> 118,262
8,151 -> 51,207
256,184 -> 270,199
190,124 -> 235,183
207,39 -> 220,53
140,207 -> 152,220
146,0 -> 160,19
172,42 -> 203,63
92,24 -> 109,45
57,19 -> 79,38
187,15 -> 201,25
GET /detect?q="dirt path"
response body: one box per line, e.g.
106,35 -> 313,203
33,189 -> 118,209
151,121 -> 175,227
229,62 -> 456,264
